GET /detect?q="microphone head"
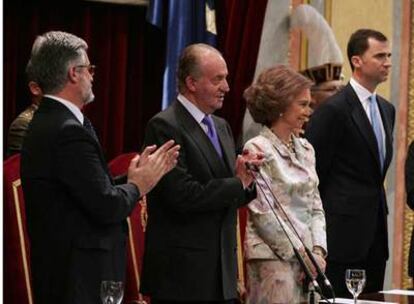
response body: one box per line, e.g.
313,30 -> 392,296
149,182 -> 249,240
245,162 -> 259,172
312,280 -> 322,294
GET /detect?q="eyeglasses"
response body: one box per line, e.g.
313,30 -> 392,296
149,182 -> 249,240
75,64 -> 96,76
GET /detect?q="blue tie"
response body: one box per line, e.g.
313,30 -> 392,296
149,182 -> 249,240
202,115 -> 223,158
369,95 -> 385,170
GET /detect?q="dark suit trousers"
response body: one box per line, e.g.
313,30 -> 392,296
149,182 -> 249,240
325,215 -> 387,298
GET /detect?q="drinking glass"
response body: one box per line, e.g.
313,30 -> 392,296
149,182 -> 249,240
345,269 -> 366,304
100,280 -> 124,304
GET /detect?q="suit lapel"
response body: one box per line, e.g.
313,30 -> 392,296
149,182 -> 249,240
174,102 -> 230,176
213,117 -> 235,173
346,85 -> 382,171
42,98 -> 113,182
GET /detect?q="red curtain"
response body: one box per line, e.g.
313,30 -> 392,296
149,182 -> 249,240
216,0 -> 268,145
4,0 -> 267,159
4,0 -> 165,160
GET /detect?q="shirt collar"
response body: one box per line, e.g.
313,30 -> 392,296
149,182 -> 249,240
177,93 -> 206,124
349,77 -> 377,102
44,94 -> 84,124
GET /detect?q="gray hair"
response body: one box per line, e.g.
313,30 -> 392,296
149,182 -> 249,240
177,43 -> 223,93
26,31 -> 88,94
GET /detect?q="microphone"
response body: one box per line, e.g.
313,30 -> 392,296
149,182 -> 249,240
248,164 -> 335,303
292,246 -> 322,295
245,162 -> 259,172
304,247 -> 333,290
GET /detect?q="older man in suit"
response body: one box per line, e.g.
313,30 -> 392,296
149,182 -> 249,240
21,31 -> 179,304
141,44 -> 262,303
305,29 -> 395,297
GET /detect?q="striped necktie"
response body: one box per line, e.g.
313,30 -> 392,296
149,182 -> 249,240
202,115 -> 223,158
368,95 -> 385,170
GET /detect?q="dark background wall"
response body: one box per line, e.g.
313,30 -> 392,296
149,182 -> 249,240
4,0 -> 267,160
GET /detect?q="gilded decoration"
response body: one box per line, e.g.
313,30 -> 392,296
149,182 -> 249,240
12,179 -> 33,304
403,0 -> 414,288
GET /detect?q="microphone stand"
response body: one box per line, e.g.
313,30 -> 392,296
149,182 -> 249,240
246,163 -> 335,303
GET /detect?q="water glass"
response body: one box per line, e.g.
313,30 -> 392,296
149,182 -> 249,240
345,269 -> 366,304
101,280 -> 124,304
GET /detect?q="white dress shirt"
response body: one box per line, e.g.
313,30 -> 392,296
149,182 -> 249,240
349,78 -> 386,156
177,93 -> 212,135
44,94 -> 84,124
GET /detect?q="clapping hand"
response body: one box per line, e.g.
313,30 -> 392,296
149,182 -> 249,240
235,149 -> 264,188
127,140 -> 180,196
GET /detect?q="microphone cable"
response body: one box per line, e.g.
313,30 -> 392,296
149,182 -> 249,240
246,162 -> 335,303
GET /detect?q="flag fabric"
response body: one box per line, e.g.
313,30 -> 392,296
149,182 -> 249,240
147,0 -> 217,109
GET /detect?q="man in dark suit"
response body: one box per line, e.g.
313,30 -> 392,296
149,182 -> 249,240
305,29 -> 395,297
141,44 -> 262,303
21,31 -> 179,304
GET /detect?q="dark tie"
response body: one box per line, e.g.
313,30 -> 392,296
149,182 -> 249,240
202,115 -> 223,158
83,116 -> 99,142
368,95 -> 385,170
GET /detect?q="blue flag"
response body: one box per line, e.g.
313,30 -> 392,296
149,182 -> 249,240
147,0 -> 217,109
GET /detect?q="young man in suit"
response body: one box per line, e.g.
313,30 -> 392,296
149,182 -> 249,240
305,29 -> 395,297
141,43 -> 263,303
21,31 -> 180,304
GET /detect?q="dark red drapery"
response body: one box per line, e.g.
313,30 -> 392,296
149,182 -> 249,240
4,0 -> 267,159
216,0 -> 268,146
4,0 -> 165,160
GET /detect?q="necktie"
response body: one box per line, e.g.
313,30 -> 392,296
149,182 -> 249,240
368,95 -> 385,170
202,115 -> 223,158
83,116 -> 99,142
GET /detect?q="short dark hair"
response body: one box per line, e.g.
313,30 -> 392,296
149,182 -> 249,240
244,65 -> 313,127
347,29 -> 388,71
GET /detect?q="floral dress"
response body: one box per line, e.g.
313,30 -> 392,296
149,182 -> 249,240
243,126 -> 326,304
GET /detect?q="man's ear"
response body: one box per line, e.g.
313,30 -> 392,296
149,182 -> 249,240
67,66 -> 79,83
351,55 -> 362,69
28,81 -> 42,96
185,75 -> 197,93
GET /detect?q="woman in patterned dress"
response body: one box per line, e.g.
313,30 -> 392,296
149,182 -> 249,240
243,65 -> 327,304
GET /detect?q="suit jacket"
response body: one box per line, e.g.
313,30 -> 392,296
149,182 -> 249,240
7,103 -> 38,157
305,83 -> 395,263
21,97 -> 140,304
140,101 -> 255,301
243,127 -> 326,262
405,141 -> 414,276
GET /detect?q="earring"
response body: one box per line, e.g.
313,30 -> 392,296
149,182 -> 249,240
279,113 -> 283,117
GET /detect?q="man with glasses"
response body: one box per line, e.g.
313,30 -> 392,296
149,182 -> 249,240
20,31 -> 180,304
305,28 -> 394,297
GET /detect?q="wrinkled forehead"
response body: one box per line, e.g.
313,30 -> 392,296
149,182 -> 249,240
199,52 -> 227,75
